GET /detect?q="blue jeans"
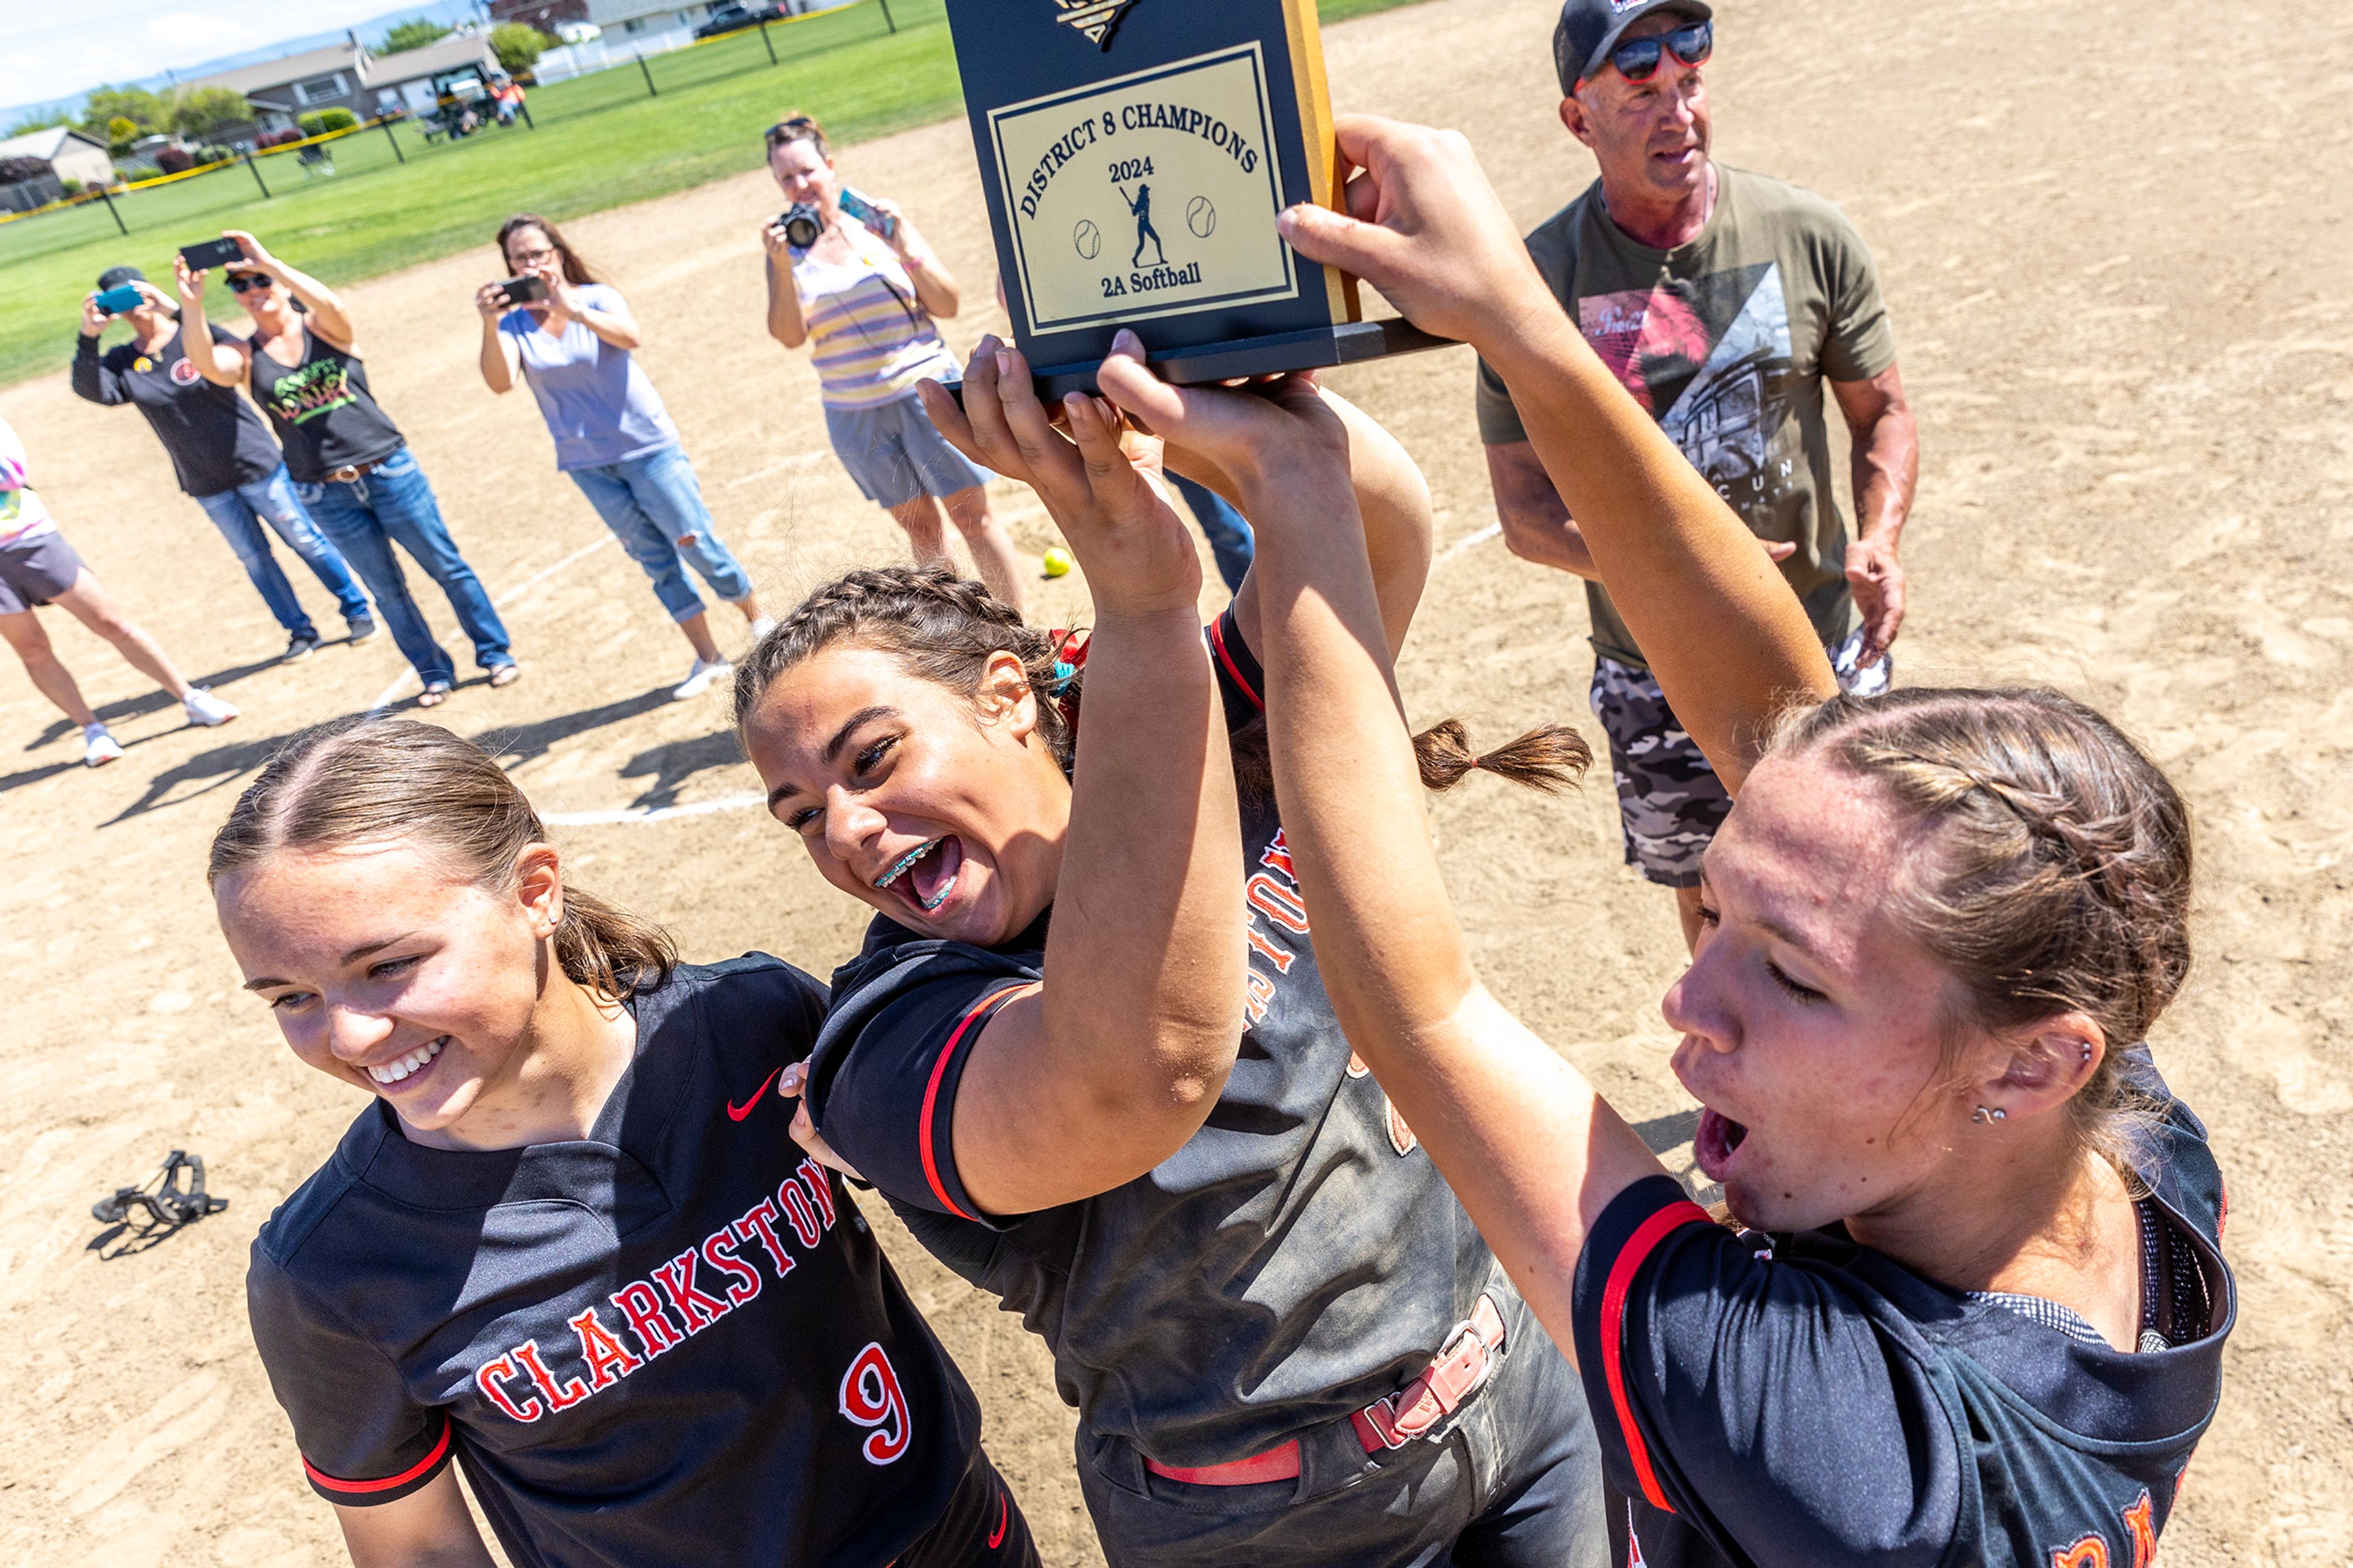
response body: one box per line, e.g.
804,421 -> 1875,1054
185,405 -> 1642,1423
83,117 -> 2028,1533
1170,474 -> 1254,595
297,449 -> 513,688
564,444 -> 751,623
192,465 -> 372,637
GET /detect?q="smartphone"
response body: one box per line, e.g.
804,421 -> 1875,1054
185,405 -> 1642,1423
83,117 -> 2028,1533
839,187 -> 898,241
180,237 -> 245,271
93,284 -> 145,315
498,274 -> 548,305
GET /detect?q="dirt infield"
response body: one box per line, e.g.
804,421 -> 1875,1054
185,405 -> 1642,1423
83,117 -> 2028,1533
1,0 -> 2346,1562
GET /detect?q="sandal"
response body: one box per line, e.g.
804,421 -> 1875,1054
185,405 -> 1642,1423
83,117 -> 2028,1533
488,662 -> 523,689
417,683 -> 453,708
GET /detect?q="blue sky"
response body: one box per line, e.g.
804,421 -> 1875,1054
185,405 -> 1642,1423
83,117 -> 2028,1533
1,0 -> 476,115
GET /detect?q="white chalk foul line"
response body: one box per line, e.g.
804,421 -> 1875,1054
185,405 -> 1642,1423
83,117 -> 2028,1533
1434,521 -> 1502,568
367,534 -> 617,714
542,793 -> 769,827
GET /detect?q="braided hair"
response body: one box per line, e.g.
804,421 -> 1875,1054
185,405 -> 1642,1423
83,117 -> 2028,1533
1771,687 -> 2192,1172
734,565 -> 1590,798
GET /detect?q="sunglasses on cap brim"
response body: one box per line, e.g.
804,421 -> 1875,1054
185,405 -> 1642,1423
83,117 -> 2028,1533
1597,20 -> 1712,84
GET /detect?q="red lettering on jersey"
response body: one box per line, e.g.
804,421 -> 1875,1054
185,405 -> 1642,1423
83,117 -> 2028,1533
797,1157 -> 837,1228
653,1248 -> 730,1331
569,1305 -> 643,1392
2123,1492 -> 2156,1568
474,1352 -> 545,1423
2051,1537 -> 2109,1568
732,1197 -> 797,1279
510,1339 -> 591,1414
1245,969 -> 1274,1025
702,1232 -> 763,1308
1245,925 -> 1296,973
1386,1097 -> 1419,1156
839,1342 -> 912,1464
612,1279 -> 684,1355
1259,831 -> 1296,882
779,1180 -> 824,1248
1246,873 -> 1310,934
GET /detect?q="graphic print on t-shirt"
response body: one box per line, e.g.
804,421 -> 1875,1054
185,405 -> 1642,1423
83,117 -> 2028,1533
262,355 -> 360,427
1578,262 -> 1794,530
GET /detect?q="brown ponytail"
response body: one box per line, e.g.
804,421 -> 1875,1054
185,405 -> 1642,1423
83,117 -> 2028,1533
209,717 -> 675,1001
1411,716 -> 1590,793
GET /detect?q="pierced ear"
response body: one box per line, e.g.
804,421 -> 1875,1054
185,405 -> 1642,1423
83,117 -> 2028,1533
513,843 -> 565,940
1983,1012 -> 2105,1116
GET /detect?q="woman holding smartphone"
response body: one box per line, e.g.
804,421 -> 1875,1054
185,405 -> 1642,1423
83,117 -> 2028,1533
180,232 -> 518,708
760,113 -> 1025,615
217,716 -> 1040,1568
478,214 -> 770,701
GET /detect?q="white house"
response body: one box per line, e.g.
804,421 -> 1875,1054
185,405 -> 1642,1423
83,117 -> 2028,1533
188,32 -> 504,132
0,125 -> 116,188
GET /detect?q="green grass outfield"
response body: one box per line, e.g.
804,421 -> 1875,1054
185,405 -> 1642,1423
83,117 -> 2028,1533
0,0 -> 1423,389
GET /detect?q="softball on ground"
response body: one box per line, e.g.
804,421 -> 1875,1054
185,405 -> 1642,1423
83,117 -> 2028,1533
1042,547 -> 1074,578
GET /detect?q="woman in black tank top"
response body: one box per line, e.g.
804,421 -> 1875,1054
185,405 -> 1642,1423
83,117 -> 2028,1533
179,231 -> 518,709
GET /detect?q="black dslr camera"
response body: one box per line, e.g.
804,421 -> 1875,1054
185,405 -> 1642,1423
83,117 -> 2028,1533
779,203 -> 822,249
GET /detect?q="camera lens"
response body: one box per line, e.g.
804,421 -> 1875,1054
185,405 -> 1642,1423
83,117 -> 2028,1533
783,203 -> 822,249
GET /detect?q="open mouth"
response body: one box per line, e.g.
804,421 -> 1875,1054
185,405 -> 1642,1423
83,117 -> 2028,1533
366,1036 -> 446,1089
1692,1106 -> 1749,1181
873,836 -> 964,915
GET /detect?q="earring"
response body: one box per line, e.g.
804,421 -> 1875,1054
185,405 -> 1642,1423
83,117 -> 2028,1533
1971,1105 -> 2007,1124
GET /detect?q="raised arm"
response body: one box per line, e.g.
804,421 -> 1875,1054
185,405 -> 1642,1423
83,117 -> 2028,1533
70,298 -> 130,406
760,220 -> 811,349
229,230 -> 357,349
911,336 -> 1246,1214
474,284 -> 520,394
1285,116 -> 1832,789
1170,388 -> 1432,661
173,258 -> 252,389
869,200 -> 961,319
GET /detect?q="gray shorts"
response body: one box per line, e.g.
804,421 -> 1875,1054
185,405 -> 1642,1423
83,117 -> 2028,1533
824,393 -> 993,510
1591,626 -> 1892,888
0,531 -> 84,615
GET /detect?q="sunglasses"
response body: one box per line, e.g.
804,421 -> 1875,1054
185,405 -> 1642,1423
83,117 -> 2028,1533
764,115 -> 817,148
225,273 -> 275,294
1605,20 -> 1712,84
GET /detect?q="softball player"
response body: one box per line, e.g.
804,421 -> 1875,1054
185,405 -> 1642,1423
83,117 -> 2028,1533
735,344 -> 1604,1566
213,718 -> 1037,1568
1169,114 -> 2232,1568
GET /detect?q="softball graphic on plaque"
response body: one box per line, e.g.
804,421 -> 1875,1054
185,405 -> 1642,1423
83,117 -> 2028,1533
941,0 -> 1446,396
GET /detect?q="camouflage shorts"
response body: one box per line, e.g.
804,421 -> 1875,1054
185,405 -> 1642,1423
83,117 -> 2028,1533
1590,629 -> 1892,888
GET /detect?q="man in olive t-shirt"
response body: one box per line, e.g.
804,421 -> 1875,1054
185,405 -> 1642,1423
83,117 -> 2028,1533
1477,0 -> 1919,948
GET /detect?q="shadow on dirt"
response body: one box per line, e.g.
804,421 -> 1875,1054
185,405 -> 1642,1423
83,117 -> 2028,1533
24,651 -> 290,752
618,729 -> 749,812
471,686 -> 676,771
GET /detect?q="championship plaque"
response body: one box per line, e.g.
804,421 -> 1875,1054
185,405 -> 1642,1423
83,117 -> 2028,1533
941,0 -> 1446,396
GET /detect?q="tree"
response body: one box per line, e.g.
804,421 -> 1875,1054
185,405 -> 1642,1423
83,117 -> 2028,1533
490,22 -> 555,74
4,111 -> 72,137
171,86 -> 253,138
106,118 -> 142,151
379,17 -> 453,53
81,85 -> 170,141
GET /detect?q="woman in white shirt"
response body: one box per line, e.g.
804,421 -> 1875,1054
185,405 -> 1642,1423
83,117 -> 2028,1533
759,113 -> 1025,615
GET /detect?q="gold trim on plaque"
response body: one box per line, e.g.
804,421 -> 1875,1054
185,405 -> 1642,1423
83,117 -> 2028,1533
1280,0 -> 1358,323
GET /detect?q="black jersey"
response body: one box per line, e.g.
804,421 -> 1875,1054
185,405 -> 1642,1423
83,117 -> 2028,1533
247,325 -> 407,484
246,957 -> 983,1568
1571,1055 -> 2232,1568
70,325 -> 284,496
808,611 -> 1515,1469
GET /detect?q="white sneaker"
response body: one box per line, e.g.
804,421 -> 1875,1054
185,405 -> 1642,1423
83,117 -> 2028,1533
83,726 -> 125,767
673,655 -> 733,701
183,689 -> 240,727
748,615 -> 778,645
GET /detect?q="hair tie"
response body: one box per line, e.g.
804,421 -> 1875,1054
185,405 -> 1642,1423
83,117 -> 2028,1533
1047,660 -> 1077,692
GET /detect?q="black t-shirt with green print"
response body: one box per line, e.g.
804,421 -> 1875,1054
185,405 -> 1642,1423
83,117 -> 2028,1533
1476,164 -> 1898,670
248,325 -> 407,484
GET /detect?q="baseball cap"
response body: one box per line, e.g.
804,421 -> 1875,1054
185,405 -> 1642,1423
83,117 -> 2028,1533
95,265 -> 146,291
1553,0 -> 1713,95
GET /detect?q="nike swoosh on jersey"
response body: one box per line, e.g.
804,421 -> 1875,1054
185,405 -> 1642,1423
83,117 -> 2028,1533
987,1491 -> 1007,1549
726,1067 -> 782,1122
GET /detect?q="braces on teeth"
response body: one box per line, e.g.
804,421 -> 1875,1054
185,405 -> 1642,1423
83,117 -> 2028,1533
874,838 -> 942,891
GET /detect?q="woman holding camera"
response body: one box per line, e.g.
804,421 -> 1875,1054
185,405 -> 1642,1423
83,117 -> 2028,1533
760,113 -> 1025,615
181,232 -> 518,709
478,214 -> 771,702
71,265 -> 376,664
